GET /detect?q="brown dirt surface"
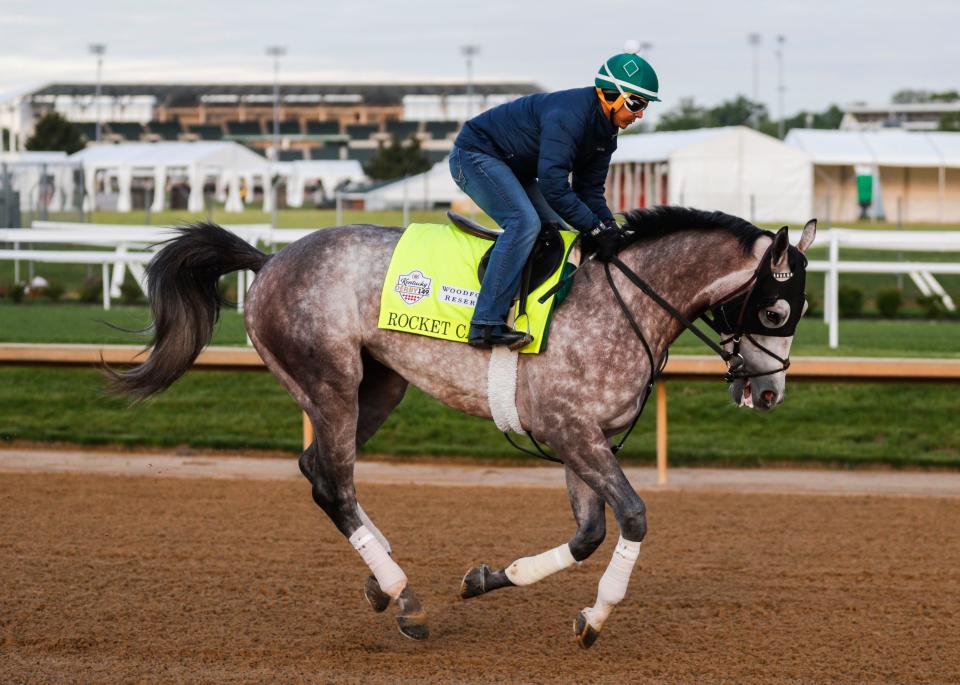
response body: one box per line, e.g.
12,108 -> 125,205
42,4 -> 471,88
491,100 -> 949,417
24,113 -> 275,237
2,472 -> 960,684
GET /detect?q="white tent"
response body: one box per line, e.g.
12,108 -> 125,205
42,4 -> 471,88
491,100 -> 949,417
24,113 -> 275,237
352,161 -> 465,210
785,129 -> 960,223
281,160 -> 367,207
0,151 -> 82,214
609,126 -> 813,223
70,141 -> 271,213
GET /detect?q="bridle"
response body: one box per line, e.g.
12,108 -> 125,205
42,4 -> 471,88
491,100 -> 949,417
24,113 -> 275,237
506,232 -> 807,462
605,238 -> 808,384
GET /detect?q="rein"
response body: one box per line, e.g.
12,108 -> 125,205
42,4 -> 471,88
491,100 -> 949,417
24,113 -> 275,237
503,239 -> 798,464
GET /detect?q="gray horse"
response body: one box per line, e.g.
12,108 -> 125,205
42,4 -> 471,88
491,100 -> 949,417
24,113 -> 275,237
108,206 -> 816,648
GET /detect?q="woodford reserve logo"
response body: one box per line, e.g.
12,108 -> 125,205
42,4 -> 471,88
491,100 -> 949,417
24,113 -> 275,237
394,269 -> 432,305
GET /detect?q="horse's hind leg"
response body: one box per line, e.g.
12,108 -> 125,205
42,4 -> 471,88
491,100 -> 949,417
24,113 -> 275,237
460,467 -> 606,599
296,353 -> 425,636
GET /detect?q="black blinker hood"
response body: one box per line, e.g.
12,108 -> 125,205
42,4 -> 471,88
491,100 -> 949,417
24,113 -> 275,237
710,245 -> 808,337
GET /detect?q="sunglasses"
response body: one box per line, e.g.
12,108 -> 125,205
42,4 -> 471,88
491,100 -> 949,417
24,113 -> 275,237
623,96 -> 649,113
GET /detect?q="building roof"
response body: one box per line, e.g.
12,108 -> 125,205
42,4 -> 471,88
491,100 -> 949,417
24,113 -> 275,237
784,128 -> 960,167
612,127 -> 740,163
844,102 -> 960,114
69,141 -> 269,171
28,82 -> 542,108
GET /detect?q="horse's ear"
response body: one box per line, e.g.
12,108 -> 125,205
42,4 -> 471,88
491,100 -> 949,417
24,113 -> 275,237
770,226 -> 790,272
797,219 -> 817,254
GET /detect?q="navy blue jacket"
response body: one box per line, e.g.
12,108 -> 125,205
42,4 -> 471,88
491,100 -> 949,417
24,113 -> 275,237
454,87 -> 618,232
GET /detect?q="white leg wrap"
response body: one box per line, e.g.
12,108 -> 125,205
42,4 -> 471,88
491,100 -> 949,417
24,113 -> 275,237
582,536 -> 641,630
349,525 -> 407,599
505,543 -> 577,586
357,504 -> 390,555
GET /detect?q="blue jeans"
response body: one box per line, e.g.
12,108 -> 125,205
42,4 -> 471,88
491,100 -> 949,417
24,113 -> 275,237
449,145 -> 564,328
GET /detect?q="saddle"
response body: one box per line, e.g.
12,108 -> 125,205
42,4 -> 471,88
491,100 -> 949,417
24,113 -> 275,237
447,211 -> 568,315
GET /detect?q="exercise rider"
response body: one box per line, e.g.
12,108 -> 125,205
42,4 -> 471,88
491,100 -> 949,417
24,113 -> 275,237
449,43 -> 660,348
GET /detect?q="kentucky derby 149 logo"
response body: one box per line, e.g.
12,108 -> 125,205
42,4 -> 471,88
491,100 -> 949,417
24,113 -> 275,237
394,269 -> 433,305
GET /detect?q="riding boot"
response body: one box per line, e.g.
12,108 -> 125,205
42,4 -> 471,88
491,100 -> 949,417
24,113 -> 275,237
468,324 -> 533,350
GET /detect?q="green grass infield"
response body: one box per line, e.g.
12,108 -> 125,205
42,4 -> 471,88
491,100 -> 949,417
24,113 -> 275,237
0,303 -> 958,467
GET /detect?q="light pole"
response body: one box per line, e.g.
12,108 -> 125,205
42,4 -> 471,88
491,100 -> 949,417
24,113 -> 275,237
89,44 -> 106,143
266,46 -> 286,160
639,41 -> 653,59
747,33 -> 762,128
461,45 -> 481,120
266,46 -> 286,229
776,35 -> 786,139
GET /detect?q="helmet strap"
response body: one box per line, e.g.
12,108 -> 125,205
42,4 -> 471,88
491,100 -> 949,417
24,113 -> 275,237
595,87 -> 626,123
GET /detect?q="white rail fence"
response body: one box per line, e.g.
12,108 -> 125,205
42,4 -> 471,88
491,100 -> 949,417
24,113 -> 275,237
807,228 -> 960,348
1,223 -> 958,348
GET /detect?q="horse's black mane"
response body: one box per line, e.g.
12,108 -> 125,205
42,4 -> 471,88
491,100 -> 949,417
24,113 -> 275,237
620,206 -> 773,254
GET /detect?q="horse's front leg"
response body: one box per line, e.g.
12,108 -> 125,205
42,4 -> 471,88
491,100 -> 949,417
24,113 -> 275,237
549,422 -> 647,649
460,467 -> 606,598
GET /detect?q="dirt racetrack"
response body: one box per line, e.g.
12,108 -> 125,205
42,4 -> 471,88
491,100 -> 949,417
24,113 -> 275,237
3,469 -> 960,684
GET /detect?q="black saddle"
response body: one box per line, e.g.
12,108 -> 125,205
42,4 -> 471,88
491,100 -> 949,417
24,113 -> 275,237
447,211 -> 568,309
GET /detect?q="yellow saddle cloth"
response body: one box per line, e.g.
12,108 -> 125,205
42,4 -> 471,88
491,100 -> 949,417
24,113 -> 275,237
378,223 -> 577,353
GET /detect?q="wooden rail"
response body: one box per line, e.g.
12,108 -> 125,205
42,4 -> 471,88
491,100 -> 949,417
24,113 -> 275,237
3,344 -> 959,484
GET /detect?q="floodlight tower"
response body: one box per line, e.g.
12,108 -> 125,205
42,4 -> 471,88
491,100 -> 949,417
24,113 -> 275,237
266,45 -> 287,160
776,35 -> 786,139
89,44 -> 106,142
747,33 -> 762,128
461,45 -> 481,119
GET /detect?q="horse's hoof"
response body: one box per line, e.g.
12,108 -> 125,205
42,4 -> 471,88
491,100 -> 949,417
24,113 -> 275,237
395,585 -> 429,641
574,610 -> 601,649
396,613 -> 430,641
363,575 -> 391,613
459,564 -> 490,599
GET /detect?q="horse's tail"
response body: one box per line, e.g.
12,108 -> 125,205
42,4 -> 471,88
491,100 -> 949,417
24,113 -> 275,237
106,222 -> 270,401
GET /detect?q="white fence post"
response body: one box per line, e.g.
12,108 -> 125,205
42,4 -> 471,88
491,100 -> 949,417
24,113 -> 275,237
101,262 -> 110,311
828,231 -> 840,349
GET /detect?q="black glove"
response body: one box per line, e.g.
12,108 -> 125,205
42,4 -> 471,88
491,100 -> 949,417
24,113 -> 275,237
582,219 -> 622,261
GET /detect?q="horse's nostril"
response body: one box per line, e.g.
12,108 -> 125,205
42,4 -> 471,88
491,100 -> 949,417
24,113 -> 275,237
761,389 -> 775,404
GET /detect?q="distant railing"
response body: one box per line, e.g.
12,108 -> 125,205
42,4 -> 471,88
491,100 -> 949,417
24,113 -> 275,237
1,343 -> 958,485
807,229 -> 960,348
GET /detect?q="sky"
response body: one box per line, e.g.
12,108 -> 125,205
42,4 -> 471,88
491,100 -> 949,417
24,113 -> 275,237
2,0 -> 959,124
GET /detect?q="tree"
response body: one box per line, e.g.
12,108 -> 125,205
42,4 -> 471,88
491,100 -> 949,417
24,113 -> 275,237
929,90 -> 960,103
363,135 -> 432,181
892,89 -> 931,104
26,112 -> 85,154
940,112 -> 960,131
707,95 -> 768,127
892,89 -> 959,104
656,98 -> 709,131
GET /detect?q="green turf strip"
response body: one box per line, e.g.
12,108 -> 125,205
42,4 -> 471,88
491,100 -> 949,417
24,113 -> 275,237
0,303 -> 957,466
0,368 -> 956,468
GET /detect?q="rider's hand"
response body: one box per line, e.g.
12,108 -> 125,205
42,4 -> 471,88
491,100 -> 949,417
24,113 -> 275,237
583,219 -> 622,261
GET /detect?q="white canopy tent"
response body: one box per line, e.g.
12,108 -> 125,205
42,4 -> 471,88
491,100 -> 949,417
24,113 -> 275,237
281,160 -> 367,207
69,141 -> 272,214
609,126 -> 813,223
0,151 -> 82,214
784,129 -> 960,223
352,161 -> 466,210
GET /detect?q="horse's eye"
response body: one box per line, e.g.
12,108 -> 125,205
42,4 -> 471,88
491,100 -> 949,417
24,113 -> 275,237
764,310 -> 781,325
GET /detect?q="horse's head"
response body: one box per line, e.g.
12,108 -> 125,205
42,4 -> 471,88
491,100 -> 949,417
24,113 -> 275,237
717,219 -> 817,411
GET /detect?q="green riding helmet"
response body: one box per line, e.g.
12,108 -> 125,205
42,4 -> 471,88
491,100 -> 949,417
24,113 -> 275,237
595,46 -> 660,102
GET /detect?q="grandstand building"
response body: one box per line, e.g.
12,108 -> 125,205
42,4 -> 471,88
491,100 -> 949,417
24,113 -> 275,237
840,102 -> 960,131
0,82 -> 540,162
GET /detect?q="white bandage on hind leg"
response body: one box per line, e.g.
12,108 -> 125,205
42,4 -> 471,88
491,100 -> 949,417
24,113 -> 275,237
349,525 -> 407,599
505,543 -> 577,586
357,504 -> 391,555
582,536 -> 641,630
